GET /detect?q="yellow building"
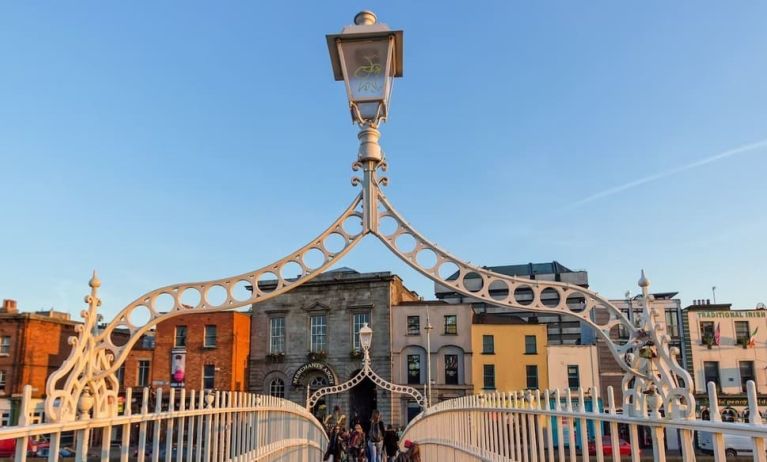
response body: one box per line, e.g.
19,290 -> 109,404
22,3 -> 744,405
472,313 -> 549,393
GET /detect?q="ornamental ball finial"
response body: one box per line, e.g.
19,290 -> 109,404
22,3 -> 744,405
89,270 -> 101,289
354,10 -> 377,25
638,269 -> 650,289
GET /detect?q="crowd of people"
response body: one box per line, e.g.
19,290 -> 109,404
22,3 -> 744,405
322,407 -> 421,462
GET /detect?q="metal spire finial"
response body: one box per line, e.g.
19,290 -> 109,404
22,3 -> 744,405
89,270 -> 101,289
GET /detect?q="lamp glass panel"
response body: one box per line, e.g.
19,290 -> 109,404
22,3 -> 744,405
339,38 -> 392,117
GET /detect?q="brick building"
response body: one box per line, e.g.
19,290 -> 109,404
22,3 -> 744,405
0,299 -> 78,425
153,311 -> 251,392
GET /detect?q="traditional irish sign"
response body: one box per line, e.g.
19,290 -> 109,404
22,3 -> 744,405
699,311 -> 766,319
292,362 -> 337,387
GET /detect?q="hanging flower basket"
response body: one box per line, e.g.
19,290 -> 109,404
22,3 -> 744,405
349,350 -> 363,360
266,353 -> 286,363
307,351 -> 328,362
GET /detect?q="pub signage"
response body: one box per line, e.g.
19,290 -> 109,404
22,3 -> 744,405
696,395 -> 767,407
699,311 -> 766,319
291,362 -> 337,387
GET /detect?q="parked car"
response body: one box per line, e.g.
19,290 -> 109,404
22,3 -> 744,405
0,437 -> 42,457
587,439 -> 634,457
698,431 -> 765,457
34,445 -> 76,458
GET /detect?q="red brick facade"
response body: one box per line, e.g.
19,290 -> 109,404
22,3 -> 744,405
153,312 -> 251,392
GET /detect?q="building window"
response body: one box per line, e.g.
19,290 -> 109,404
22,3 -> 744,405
175,326 -> 187,348
204,325 -> 217,347
270,318 -> 285,353
352,312 -> 370,351
203,365 -> 215,390
524,336 -> 537,354
482,335 -> 494,354
116,364 -> 125,387
407,316 -> 420,335
270,378 -> 285,398
483,364 -> 495,390
310,315 -> 327,352
699,322 -> 715,343
0,370 -> 5,388
0,336 -> 9,355
137,360 -> 151,387
445,354 -> 459,385
664,311 -> 680,337
0,411 -> 9,426
735,321 -> 750,345
567,365 -> 580,389
740,361 -> 756,392
703,361 -> 720,391
444,315 -> 457,335
526,365 -> 539,389
407,354 -> 421,385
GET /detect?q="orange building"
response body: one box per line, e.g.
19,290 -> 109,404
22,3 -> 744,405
153,311 -> 251,392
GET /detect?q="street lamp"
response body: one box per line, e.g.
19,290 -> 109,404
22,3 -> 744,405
425,307 -> 433,407
359,322 -> 373,364
326,11 -> 403,127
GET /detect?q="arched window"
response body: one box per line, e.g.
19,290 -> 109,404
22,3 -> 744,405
310,376 -> 328,389
270,378 -> 285,398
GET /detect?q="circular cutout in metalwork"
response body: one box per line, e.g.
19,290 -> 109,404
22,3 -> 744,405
462,272 -> 484,293
566,292 -> 587,312
129,305 -> 152,327
592,304 -> 612,325
343,215 -> 363,237
323,233 -> 346,254
416,248 -> 437,270
180,287 -> 201,309
110,326 -> 131,347
540,288 -> 561,308
395,233 -> 417,253
609,324 -> 628,345
513,285 -> 534,306
438,261 -> 460,281
153,292 -> 176,313
488,279 -> 509,301
206,285 -> 228,307
302,248 -> 325,270
379,215 -> 399,237
232,280 -> 252,302
257,272 -> 278,293
280,261 -> 304,281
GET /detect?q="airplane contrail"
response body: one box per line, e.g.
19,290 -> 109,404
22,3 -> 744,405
566,138 -> 767,209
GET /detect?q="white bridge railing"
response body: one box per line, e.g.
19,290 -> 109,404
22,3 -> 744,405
403,381 -> 767,462
0,385 -> 327,462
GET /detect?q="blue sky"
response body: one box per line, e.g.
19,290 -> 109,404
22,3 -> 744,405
1,2 -> 766,320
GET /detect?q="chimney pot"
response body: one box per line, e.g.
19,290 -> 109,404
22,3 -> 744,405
2,299 -> 17,313
706,299 -> 711,305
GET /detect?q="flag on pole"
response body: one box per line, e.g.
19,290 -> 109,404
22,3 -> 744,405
749,327 -> 759,348
714,323 -> 721,345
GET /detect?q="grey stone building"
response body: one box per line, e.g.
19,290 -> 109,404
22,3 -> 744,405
248,268 -> 418,428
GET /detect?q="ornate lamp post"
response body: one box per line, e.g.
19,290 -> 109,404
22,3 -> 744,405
425,307 -> 433,407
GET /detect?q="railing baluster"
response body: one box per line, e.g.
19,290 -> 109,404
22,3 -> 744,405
536,390 -> 546,462
607,387 -> 621,462
514,392 -> 522,462
544,390 -> 555,462
164,388 -> 175,462
138,387 -> 150,462
554,389 -> 565,462
199,391 -> 207,462
119,388 -> 133,462
578,388 -> 590,462
176,389 -> 186,462
527,393 -> 538,462
14,385 -> 31,462
747,380 -> 766,462
591,387 -> 604,462
565,389 -> 576,462
152,387 -> 163,462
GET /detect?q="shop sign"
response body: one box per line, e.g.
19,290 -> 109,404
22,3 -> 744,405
292,362 -> 336,387
699,311 -> 766,319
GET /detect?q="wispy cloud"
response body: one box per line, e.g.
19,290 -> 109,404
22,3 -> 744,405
566,138 -> 767,209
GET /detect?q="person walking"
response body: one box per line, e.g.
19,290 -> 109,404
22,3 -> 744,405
396,440 -> 420,462
348,424 -> 366,462
323,425 -> 343,462
367,410 -> 385,462
383,424 -> 399,461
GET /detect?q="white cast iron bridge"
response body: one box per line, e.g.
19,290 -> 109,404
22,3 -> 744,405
2,10 -> 765,462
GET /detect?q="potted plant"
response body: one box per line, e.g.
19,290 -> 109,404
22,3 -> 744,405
307,351 -> 327,362
266,352 -> 285,363
703,334 -> 715,350
739,338 -> 749,349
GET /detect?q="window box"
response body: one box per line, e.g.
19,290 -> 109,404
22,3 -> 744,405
266,353 -> 285,363
307,351 -> 327,362
350,350 -> 364,361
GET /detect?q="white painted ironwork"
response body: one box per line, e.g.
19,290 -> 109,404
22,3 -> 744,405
307,323 -> 426,411
1,385 -> 326,462
403,381 -> 767,462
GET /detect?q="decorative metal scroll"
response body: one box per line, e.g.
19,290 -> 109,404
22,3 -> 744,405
307,326 -> 426,411
45,103 -> 692,422
45,195 -> 366,422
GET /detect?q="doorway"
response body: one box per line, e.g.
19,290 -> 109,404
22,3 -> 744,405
349,374 -> 377,432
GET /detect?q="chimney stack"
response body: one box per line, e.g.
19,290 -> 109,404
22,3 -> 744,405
1,299 -> 17,313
